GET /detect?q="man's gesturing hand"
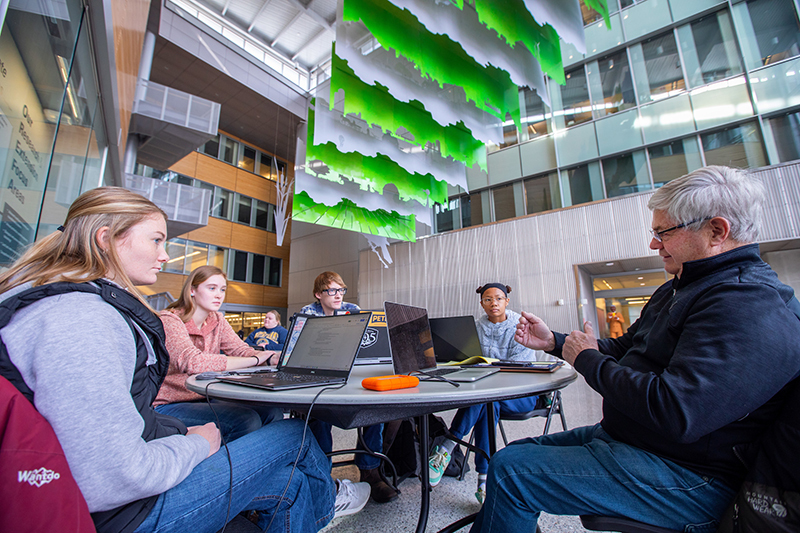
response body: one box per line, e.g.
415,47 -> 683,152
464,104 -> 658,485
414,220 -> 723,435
562,321 -> 598,365
515,311 -> 556,351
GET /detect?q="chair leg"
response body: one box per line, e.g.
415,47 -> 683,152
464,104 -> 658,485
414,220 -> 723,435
458,429 -> 475,481
498,418 -> 509,446
555,390 -> 568,431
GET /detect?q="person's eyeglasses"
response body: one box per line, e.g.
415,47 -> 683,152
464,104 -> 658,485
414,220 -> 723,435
649,218 -> 711,243
321,287 -> 347,296
481,297 -> 507,304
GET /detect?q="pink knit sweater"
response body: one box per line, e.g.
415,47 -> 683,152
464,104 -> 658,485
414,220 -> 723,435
154,309 -> 259,405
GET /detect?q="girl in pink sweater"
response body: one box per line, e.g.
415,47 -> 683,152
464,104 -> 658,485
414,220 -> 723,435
154,265 -> 282,441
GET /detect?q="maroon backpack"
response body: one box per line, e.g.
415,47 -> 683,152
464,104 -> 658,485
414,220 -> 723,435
0,376 -> 95,533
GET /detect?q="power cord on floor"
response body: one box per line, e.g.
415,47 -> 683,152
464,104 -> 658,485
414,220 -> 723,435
260,382 -> 346,532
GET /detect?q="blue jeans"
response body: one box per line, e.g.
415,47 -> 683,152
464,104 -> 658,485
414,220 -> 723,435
450,396 -> 540,475
134,419 -> 335,533
310,421 -> 384,470
155,400 -> 283,443
470,424 -> 736,533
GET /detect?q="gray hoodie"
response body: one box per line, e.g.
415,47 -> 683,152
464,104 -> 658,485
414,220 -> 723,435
476,309 -> 539,361
0,282 -> 208,512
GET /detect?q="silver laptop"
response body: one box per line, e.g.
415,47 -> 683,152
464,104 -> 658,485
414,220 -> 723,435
383,302 -> 499,382
216,312 -> 372,390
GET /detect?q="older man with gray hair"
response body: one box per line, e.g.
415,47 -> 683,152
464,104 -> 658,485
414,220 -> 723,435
470,166 -> 800,533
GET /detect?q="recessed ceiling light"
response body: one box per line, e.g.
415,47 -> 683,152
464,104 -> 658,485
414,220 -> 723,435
605,262 -> 614,266
640,283 -> 645,286
637,276 -> 644,280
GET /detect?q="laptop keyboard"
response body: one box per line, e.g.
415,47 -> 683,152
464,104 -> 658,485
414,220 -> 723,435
272,371 -> 329,382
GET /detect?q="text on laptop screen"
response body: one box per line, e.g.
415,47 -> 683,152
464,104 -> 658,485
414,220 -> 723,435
283,314 -> 371,371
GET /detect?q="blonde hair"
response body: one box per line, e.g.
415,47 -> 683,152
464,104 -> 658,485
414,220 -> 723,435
267,309 -> 281,323
166,265 -> 227,323
0,187 -> 167,310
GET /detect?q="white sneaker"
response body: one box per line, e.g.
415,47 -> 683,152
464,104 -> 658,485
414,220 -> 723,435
334,479 -> 370,518
428,445 -> 452,487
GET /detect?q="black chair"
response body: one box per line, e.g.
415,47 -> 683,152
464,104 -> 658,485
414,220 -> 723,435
458,390 -> 567,480
580,515 -> 682,533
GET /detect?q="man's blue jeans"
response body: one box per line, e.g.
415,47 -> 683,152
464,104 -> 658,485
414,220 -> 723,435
134,419 -> 335,533
470,424 -> 736,533
310,421 -> 384,470
450,396 -> 540,475
155,400 -> 283,442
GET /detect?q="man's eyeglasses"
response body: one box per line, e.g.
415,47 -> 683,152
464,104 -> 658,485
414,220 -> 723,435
481,297 -> 508,304
321,287 -> 347,296
649,218 -> 711,243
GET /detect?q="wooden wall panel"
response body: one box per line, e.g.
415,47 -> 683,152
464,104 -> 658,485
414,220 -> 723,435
111,0 -> 150,163
169,151 -> 198,176
195,155 -> 238,190
227,281 -> 265,306
262,285 -> 289,308
266,237 -> 291,260
138,272 -> 187,299
184,217 -> 233,247
230,224 -> 268,255
235,169 -> 274,202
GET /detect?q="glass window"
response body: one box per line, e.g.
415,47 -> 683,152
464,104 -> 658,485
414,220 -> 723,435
649,137 -> 704,186
221,137 -> 239,165
208,245 -> 228,271
201,134 -> 219,158
254,199 -> 269,229
461,193 -> 483,228
251,254 -> 266,284
524,172 -> 560,215
267,203 -> 276,233
185,241 -> 209,273
631,32 -> 686,104
232,250 -> 249,282
590,51 -> 635,117
521,87 -> 551,139
564,162 -> 603,206
492,184 -> 516,221
239,145 -> 256,172
679,11 -> 742,88
235,194 -> 252,225
434,200 -> 456,233
746,0 -> 800,66
701,122 -> 767,168
211,188 -> 232,219
580,0 -> 605,25
767,110 -> 800,162
164,239 -> 187,274
259,152 -> 273,179
560,67 -> 593,127
602,151 -> 651,198
267,257 -> 282,286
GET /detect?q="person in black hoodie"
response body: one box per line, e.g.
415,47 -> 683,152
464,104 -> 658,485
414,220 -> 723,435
470,166 -> 800,533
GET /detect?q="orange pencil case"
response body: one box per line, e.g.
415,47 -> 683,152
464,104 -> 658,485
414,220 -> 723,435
362,374 -> 419,391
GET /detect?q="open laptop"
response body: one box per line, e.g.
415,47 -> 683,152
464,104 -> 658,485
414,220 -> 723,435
216,312 -> 372,390
383,302 -> 499,382
353,310 -> 393,365
429,316 -> 483,363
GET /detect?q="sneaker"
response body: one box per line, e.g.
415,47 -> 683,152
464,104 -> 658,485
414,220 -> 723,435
475,484 -> 486,505
334,479 -> 370,518
428,445 -> 452,487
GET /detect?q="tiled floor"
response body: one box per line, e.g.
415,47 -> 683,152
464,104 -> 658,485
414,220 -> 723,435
321,374 -> 606,533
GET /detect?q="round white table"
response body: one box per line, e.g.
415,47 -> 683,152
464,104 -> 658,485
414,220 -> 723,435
187,363 -> 578,532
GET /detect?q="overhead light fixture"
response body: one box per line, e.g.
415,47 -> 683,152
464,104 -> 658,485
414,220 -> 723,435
605,262 -> 614,266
